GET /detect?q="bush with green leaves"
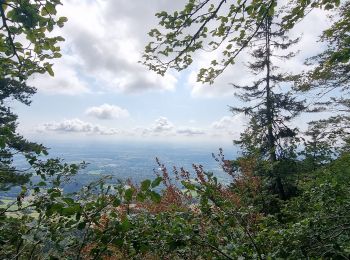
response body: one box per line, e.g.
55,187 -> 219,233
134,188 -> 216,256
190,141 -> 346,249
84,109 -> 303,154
1,151 -> 349,259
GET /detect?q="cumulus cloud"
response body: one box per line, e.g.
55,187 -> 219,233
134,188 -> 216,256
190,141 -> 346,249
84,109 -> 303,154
131,115 -> 246,138
80,1 -> 328,98
29,56 -> 90,95
211,114 -> 247,138
29,0 -> 180,96
37,115 -> 249,139
151,117 -> 175,133
138,117 -> 175,136
86,104 -> 129,120
176,127 -> 205,136
27,0 -> 331,99
39,117 -> 179,138
40,118 -> 120,135
134,117 -> 206,137
212,116 -> 236,130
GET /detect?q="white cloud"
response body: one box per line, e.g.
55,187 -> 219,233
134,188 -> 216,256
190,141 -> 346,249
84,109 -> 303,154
211,114 -> 247,138
27,0 -> 331,99
86,104 -> 129,120
133,117 -> 173,136
37,115 -> 249,139
40,118 -> 120,135
211,116 -> 236,130
29,55 -> 90,95
176,127 -> 205,136
39,117 -> 178,137
43,119 -> 96,133
134,117 -> 205,137
152,117 -> 175,132
30,0 -> 180,96
132,116 -> 246,138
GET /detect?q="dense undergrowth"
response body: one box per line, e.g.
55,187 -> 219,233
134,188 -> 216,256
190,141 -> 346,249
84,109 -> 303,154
1,151 -> 349,259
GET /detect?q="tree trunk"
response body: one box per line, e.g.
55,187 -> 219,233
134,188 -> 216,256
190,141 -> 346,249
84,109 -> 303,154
265,15 -> 286,200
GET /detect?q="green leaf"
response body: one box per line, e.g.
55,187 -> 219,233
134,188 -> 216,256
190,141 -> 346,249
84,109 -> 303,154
53,52 -> 62,58
121,218 -> 131,231
41,8 -> 48,16
37,181 -> 47,186
151,176 -> 163,188
58,17 -> 68,23
136,192 -> 146,202
150,191 -> 161,203
113,197 -> 121,207
47,65 -> 54,76
124,188 -> 133,202
45,3 -> 57,15
181,181 -> 196,191
47,203 -> 63,215
62,198 -> 75,205
141,179 -> 151,191
47,20 -> 54,32
57,16 -> 68,27
0,137 -> 6,149
77,222 -> 86,230
62,205 -> 81,216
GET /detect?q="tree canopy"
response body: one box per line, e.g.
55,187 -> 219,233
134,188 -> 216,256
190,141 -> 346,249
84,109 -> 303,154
142,0 -> 341,83
0,0 -> 67,190
0,0 -> 67,79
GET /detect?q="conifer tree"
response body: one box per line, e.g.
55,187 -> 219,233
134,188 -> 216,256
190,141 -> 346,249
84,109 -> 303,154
0,79 -> 47,190
231,11 -> 305,199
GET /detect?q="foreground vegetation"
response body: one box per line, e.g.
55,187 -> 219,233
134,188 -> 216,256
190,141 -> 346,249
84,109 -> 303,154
0,0 -> 349,259
1,150 -> 349,259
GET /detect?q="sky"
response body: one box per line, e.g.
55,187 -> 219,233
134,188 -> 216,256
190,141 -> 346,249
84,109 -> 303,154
14,0 -> 333,145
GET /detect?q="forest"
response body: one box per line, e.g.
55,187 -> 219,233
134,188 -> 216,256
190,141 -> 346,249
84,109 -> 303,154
0,0 -> 349,259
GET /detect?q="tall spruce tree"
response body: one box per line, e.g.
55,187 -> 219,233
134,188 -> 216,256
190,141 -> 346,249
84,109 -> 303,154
231,11 -> 305,199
